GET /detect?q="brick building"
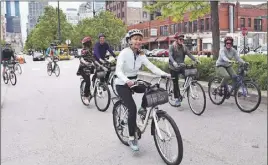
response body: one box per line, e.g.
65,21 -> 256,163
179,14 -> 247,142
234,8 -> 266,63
127,2 -> 267,51
105,1 -> 148,25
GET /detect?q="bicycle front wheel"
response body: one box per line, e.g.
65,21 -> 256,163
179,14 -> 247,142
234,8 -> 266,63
235,81 -> 261,113
54,64 -> 60,77
47,63 -> 52,76
112,100 -> 129,146
208,77 -> 226,105
187,81 -> 206,115
153,112 -> 183,165
3,72 -> 9,84
9,71 -> 17,86
94,83 -> 111,112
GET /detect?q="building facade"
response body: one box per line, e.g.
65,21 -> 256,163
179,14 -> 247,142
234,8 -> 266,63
27,1 -> 48,36
78,3 -> 93,22
1,2 -> 6,41
127,2 -> 267,52
5,0 -> 23,52
66,8 -> 79,25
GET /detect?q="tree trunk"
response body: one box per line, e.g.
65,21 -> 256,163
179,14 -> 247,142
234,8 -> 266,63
210,1 -> 220,60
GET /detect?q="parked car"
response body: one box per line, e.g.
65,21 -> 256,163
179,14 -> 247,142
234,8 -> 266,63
156,49 -> 169,57
32,52 -> 45,61
152,49 -> 165,56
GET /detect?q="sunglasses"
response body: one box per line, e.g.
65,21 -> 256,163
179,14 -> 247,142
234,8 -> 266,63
226,42 -> 232,45
178,38 -> 184,41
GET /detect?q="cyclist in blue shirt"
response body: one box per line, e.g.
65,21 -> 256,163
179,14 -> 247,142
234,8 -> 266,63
93,33 -> 117,82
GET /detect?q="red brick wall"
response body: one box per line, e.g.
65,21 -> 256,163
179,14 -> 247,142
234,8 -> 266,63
127,3 -> 267,35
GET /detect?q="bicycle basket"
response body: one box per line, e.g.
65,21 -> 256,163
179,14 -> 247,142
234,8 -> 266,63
145,87 -> 169,107
184,68 -> 198,77
96,70 -> 106,79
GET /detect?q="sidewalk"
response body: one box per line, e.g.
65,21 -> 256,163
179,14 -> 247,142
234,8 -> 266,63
1,82 -> 8,108
138,71 -> 267,104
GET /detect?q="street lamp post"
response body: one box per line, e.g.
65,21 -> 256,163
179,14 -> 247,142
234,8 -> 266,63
57,1 -> 61,43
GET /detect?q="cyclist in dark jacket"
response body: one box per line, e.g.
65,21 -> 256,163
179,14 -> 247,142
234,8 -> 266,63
2,43 -> 15,80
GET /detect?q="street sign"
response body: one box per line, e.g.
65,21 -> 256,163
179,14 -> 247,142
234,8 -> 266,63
65,39 -> 71,45
242,27 -> 247,36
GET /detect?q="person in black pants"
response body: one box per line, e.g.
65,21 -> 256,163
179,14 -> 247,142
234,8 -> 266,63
77,36 -> 107,105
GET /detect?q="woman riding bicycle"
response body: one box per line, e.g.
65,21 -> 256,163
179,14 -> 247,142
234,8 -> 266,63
115,29 -> 170,151
77,36 -> 108,105
216,36 -> 248,95
169,32 -> 200,106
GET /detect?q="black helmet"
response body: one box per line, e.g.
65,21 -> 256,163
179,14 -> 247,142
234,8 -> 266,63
98,33 -> 105,38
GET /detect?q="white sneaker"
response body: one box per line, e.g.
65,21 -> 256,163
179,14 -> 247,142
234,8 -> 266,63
82,96 -> 90,105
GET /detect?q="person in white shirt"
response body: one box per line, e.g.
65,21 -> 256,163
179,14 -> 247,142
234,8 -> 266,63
115,29 -> 170,151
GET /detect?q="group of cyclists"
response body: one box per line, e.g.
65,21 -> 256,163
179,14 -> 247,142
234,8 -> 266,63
74,29 -> 248,152
1,29 -> 248,154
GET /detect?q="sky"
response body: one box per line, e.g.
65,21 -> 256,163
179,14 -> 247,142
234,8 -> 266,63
13,1 -> 266,43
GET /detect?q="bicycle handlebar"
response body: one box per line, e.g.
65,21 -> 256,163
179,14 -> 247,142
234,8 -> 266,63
130,76 -> 170,89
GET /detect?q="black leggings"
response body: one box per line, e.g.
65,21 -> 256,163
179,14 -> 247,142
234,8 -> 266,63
170,69 -> 185,99
80,69 -> 91,97
116,84 -> 147,137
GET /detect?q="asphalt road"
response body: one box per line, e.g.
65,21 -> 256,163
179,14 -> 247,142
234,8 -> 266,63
1,55 -> 267,165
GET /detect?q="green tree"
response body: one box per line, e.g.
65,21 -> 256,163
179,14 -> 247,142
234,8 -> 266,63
25,6 -> 73,50
1,39 -> 6,46
70,11 -> 127,47
145,1 -> 220,59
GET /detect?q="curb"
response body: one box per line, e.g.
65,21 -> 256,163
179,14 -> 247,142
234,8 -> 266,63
138,71 -> 267,105
1,85 -> 8,108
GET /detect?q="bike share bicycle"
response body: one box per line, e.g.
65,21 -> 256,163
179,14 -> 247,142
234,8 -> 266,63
46,56 -> 60,77
208,61 -> 261,113
80,62 -> 111,112
112,76 -> 183,165
166,62 -> 206,115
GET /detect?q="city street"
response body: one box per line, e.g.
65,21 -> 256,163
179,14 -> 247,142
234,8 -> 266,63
1,55 -> 267,165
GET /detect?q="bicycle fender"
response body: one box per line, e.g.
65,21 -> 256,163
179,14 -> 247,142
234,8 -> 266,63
151,110 -> 167,136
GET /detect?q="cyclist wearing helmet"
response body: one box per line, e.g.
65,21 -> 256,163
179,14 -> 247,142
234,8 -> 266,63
93,33 -> 116,82
169,32 -> 200,106
115,29 -> 170,151
216,36 -> 247,93
45,43 -> 58,72
78,36 -> 108,105
1,42 -> 15,80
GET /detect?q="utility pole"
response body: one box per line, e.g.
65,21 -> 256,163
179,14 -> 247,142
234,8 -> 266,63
93,0 -> 95,17
57,1 -> 61,43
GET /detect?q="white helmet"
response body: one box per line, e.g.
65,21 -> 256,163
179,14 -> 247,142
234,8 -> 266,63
126,29 -> 143,43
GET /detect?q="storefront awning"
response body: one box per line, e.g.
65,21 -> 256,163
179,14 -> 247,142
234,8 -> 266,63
169,35 -> 176,41
156,36 -> 169,42
147,37 -> 157,42
141,38 -> 149,44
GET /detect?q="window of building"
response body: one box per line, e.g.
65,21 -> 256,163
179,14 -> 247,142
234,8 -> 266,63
205,18 -> 209,30
254,19 -> 262,31
122,12 -> 124,18
188,22 -> 192,33
240,18 -> 245,28
118,13 -> 120,18
174,24 -> 178,33
170,24 -> 176,35
248,18 -> 251,27
178,23 -> 181,32
184,22 -> 187,33
200,19 -> 204,32
121,2 -> 124,7
160,26 -> 168,36
193,20 -> 197,32
143,11 -> 147,18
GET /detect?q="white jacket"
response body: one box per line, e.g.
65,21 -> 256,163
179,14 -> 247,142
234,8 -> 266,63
115,47 -> 168,85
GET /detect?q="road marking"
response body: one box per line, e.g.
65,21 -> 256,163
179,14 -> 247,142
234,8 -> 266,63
32,68 -> 41,71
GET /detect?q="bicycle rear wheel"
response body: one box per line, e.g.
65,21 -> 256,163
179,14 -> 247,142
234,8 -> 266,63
80,80 -> 90,106
153,112 -> 183,165
14,63 -> 22,74
187,81 -> 206,115
94,83 -> 111,112
9,71 -> 17,86
166,79 -> 180,107
235,81 -> 261,113
111,76 -> 119,97
112,101 -> 129,146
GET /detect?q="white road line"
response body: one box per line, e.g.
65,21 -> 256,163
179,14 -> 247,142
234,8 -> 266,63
32,68 -> 41,71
